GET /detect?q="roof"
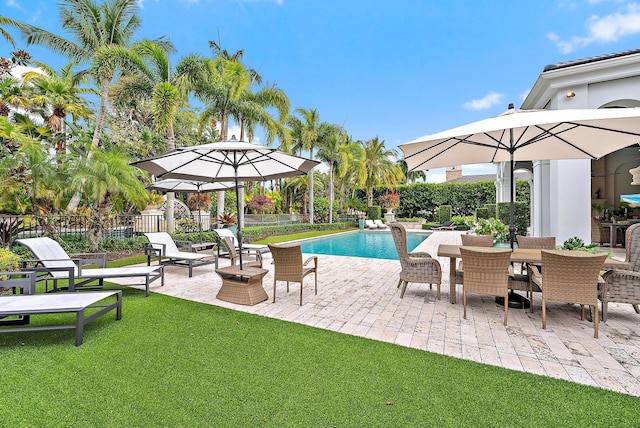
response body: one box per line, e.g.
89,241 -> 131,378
543,49 -> 640,72
446,172 -> 530,184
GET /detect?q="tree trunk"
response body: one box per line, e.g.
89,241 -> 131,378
308,148 -> 314,224
328,165 -> 334,223
92,77 -> 112,147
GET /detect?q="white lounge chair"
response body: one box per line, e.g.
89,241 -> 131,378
17,237 -> 163,297
143,232 -> 217,277
214,228 -> 268,259
364,220 -> 378,229
374,220 -> 388,229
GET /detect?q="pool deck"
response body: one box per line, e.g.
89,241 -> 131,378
116,230 -> 640,397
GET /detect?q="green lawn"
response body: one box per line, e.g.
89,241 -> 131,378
1,286 -> 638,427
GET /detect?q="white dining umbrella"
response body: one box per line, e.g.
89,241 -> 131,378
400,105 -> 640,247
147,179 -> 236,243
132,140 -> 320,268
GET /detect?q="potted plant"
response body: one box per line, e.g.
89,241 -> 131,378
217,213 -> 237,228
379,190 -> 400,214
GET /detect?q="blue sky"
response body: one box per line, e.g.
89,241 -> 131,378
3,0 -> 640,182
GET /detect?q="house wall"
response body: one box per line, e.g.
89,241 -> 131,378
522,52 -> 640,241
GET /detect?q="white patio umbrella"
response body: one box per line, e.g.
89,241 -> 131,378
132,139 -> 320,268
399,105 -> 640,247
147,179 -> 236,243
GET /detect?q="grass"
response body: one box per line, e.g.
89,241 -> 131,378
254,228 -> 354,244
1,286 -> 639,427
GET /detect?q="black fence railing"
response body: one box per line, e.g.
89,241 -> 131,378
1,213 -> 358,245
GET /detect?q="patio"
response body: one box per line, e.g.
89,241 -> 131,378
114,231 -> 640,397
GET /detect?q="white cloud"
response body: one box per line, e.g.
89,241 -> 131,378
6,0 -> 24,11
425,171 -> 446,183
549,2 -> 640,53
462,91 -> 505,111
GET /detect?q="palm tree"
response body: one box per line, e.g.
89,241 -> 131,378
0,15 -> 23,48
72,147 -> 148,250
21,62 -> 93,155
359,137 -> 404,206
0,75 -> 28,117
286,108 -> 336,224
398,159 -> 427,184
21,0 -> 144,147
234,84 -> 289,145
316,131 -> 349,223
111,38 -> 181,231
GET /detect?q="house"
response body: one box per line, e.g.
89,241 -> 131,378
502,50 -> 640,242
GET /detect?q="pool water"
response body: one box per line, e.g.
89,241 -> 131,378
299,230 -> 430,260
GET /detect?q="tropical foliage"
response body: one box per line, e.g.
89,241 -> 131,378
0,0 -> 517,243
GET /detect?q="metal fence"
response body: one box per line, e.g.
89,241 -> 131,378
1,213 -> 358,244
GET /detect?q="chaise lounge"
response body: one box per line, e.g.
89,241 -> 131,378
16,237 -> 163,297
143,232 -> 217,277
431,220 -> 456,230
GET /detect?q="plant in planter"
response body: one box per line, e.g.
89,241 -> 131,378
146,192 -> 165,210
187,193 -> 211,212
379,190 -> 400,213
473,218 -> 509,243
217,213 -> 237,227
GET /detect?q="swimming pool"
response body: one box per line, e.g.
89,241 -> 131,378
299,230 -> 430,260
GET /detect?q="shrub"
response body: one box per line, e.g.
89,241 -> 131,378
475,207 -> 491,220
560,236 -> 599,252
247,194 -> 275,214
367,206 -> 382,220
436,205 -> 452,223
0,247 -> 20,272
497,202 -> 529,237
473,218 -> 509,243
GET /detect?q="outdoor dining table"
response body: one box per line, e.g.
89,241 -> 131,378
601,222 -> 631,248
436,244 -> 630,304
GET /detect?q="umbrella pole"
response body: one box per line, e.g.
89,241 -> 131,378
197,188 -> 203,244
234,167 -> 244,270
509,129 -> 516,250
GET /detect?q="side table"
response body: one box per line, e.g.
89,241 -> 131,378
215,265 -> 269,305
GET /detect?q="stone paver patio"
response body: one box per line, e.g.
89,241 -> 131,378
116,230 -> 640,397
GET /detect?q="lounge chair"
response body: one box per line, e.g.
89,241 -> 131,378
143,232 -> 217,277
431,220 -> 456,230
374,219 -> 388,229
16,237 -> 163,297
0,270 -> 122,346
364,220 -> 378,229
214,228 -> 267,259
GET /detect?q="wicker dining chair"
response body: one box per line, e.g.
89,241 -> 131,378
268,243 -> 318,306
221,237 -> 263,268
459,247 -> 512,325
600,223 -> 640,321
389,223 -> 442,300
530,250 -> 607,338
455,234 -> 495,283
515,235 -> 556,286
515,235 -> 556,250
460,234 -> 494,247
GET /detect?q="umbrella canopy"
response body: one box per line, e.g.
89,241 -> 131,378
132,140 -> 320,268
132,141 -> 320,183
399,105 -> 640,247
147,179 -> 237,243
147,179 -> 235,193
